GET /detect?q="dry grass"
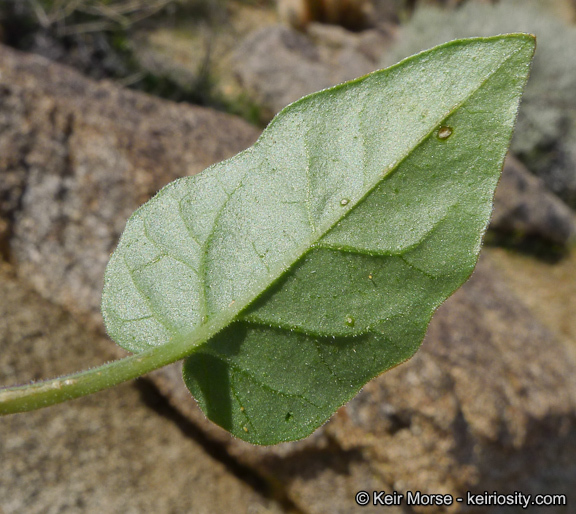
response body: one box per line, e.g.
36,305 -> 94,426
28,0 -> 181,35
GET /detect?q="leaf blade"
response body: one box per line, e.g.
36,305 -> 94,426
102,34 -> 535,444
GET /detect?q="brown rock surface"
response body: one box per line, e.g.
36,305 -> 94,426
153,257 -> 576,513
1,42 -> 575,514
491,155 -> 576,247
0,43 -> 260,322
231,24 -> 390,117
486,247 -> 576,348
0,263 -> 283,514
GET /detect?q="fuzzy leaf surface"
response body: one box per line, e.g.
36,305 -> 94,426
102,34 -> 535,444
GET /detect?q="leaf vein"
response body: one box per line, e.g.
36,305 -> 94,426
303,130 -> 317,233
210,351 -> 321,407
121,252 -> 175,334
140,218 -> 200,277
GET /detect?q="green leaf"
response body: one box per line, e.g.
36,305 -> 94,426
101,34 -> 535,444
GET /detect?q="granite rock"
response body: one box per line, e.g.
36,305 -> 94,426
0,43 -> 260,322
231,23 -> 390,117
0,263 -> 283,514
152,257 -> 576,513
491,155 -> 576,246
1,42 -> 575,514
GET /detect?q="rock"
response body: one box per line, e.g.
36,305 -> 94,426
153,257 -> 576,513
0,263 -> 283,514
381,0 -> 576,208
232,25 -> 331,117
1,42 -> 575,514
0,43 -> 260,322
232,24 -> 390,116
486,247 -> 576,352
490,154 -> 576,246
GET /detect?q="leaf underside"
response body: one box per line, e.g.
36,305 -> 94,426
102,35 -> 534,444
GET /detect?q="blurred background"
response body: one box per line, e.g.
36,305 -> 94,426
0,1 -> 575,513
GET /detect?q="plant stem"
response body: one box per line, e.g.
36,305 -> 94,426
0,330 -> 205,415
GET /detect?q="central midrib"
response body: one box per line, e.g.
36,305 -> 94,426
161,41 -> 527,362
